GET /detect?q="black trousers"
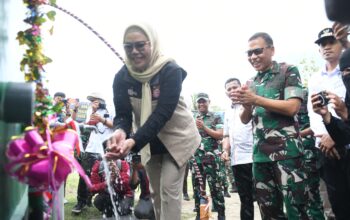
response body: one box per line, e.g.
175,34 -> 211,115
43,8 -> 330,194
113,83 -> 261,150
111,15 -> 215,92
183,162 -> 189,195
321,149 -> 350,220
77,152 -> 100,203
94,192 -> 115,217
231,163 -> 254,220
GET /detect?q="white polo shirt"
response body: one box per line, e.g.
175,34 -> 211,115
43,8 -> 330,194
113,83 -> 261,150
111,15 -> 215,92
224,103 -> 253,166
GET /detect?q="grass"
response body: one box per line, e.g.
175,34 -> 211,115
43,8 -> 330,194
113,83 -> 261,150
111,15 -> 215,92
64,173 -> 100,220
64,172 -> 197,220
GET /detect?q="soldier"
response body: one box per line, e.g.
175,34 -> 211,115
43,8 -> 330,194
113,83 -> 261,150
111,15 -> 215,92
214,112 -> 232,199
191,92 -> 225,220
217,144 -> 231,198
236,32 -> 308,219
298,87 -> 325,220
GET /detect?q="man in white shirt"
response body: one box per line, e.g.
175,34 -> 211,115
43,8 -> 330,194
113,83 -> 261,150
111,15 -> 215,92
221,78 -> 254,220
307,25 -> 350,220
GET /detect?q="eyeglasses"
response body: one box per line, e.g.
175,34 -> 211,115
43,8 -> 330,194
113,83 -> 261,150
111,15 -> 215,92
246,46 -> 271,57
123,41 -> 149,53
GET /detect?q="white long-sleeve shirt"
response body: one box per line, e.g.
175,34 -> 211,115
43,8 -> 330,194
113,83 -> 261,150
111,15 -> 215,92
307,66 -> 346,147
224,103 -> 253,166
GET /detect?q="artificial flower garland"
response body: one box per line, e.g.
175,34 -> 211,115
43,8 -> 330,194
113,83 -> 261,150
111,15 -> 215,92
16,0 -> 58,132
8,2 -> 91,218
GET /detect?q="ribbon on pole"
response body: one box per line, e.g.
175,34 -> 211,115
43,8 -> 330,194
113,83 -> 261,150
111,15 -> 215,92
5,127 -> 92,191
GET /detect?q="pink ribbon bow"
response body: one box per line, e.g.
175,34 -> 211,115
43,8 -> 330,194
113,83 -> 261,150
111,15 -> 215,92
5,127 -> 91,191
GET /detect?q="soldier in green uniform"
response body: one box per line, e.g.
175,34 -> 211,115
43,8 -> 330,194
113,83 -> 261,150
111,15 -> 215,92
298,87 -> 325,220
217,143 -> 231,198
236,32 -> 309,219
191,92 -> 225,220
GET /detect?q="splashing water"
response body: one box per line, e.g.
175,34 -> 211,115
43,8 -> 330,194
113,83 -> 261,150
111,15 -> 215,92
101,156 -> 120,219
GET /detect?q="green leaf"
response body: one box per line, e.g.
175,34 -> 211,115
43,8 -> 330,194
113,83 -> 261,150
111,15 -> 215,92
46,11 -> 56,21
16,31 -> 26,45
44,56 -> 53,64
35,17 -> 46,25
49,26 -> 54,35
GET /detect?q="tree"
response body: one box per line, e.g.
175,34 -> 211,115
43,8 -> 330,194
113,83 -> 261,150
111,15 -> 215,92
190,93 -> 198,111
298,58 -> 320,87
211,105 -> 225,112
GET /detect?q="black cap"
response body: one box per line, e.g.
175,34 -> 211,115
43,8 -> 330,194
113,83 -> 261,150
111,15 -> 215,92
315,28 -> 335,44
196,93 -> 209,102
54,92 -> 66,98
340,48 -> 350,71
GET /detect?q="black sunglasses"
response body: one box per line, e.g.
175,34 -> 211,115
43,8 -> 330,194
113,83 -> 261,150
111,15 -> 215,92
319,38 -> 337,47
123,41 -> 149,53
247,46 -> 271,57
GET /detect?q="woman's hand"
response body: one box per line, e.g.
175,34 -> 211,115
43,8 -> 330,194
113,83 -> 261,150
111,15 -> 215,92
105,129 -> 127,159
106,138 -> 135,160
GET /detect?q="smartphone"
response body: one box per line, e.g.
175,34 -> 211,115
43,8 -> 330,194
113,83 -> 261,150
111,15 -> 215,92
132,154 -> 141,164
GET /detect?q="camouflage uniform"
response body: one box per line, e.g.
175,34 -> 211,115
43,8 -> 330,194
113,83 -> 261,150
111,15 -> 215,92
297,87 -> 325,220
191,111 -> 225,216
251,62 -> 308,220
217,144 -> 230,193
224,158 -> 235,191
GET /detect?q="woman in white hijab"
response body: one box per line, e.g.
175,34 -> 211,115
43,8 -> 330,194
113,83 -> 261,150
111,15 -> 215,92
106,23 -> 200,220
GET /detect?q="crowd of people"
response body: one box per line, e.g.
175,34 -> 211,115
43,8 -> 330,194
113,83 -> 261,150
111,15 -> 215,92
50,17 -> 350,220
50,91 -> 154,219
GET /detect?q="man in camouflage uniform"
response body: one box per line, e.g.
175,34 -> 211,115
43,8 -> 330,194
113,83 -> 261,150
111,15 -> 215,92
298,87 -> 325,219
217,144 -> 231,198
191,92 -> 225,220
216,113 -> 235,198
236,32 -> 308,219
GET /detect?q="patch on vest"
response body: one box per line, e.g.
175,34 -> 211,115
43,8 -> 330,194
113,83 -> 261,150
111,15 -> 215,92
152,85 -> 160,98
128,88 -> 137,96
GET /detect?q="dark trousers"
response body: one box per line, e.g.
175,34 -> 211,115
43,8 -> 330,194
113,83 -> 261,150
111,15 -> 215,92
183,162 -> 189,195
94,192 -> 114,217
232,163 -> 254,220
321,149 -> 350,220
77,152 -> 100,203
137,168 -> 151,199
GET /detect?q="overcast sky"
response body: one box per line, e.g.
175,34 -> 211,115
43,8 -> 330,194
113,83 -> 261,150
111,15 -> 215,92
11,0 -> 334,109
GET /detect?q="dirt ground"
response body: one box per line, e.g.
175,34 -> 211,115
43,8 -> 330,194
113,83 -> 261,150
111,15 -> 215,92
65,172 -> 262,220
181,191 -> 262,220
90,192 -> 262,220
